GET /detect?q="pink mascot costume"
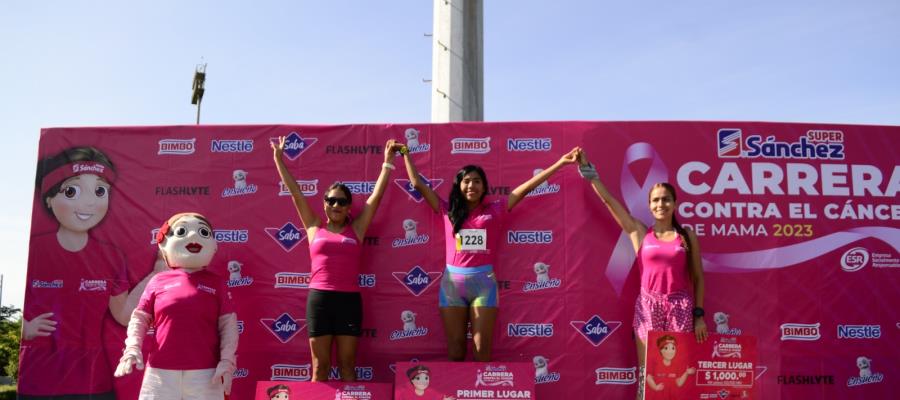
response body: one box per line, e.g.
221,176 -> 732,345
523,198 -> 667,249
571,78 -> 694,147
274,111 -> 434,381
114,212 -> 239,399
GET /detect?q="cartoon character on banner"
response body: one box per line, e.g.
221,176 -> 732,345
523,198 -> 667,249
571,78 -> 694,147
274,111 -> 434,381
19,146 -> 164,398
114,212 -> 239,399
267,383 -> 291,400
645,334 -> 695,400
396,365 -> 455,400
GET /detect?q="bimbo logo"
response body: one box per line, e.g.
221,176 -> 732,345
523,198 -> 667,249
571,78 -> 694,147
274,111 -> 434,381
211,139 -> 253,153
507,137 -> 552,152
279,179 -> 318,197
343,181 -> 375,195
265,222 -> 307,252
716,128 -> 845,160
570,315 -> 622,346
394,175 -> 443,202
507,230 -> 553,245
838,325 -> 881,339
451,137 -> 491,154
595,367 -> 636,385
277,132 -> 318,160
260,313 -> 306,343
158,138 -> 196,155
275,272 -> 311,289
271,363 -> 311,381
507,323 -> 554,338
841,247 -> 869,272
392,266 -> 442,296
780,323 -> 821,341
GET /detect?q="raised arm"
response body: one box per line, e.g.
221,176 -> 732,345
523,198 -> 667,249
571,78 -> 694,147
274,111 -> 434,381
687,229 -> 708,343
352,139 -> 403,239
578,150 -> 646,240
272,136 -> 321,234
401,147 -> 441,213
508,147 -> 580,211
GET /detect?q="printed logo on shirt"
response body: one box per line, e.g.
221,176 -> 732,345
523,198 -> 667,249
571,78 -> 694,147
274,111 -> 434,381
392,266 -> 442,296
197,284 -> 216,295
838,325 -> 882,339
392,218 -> 429,248
32,279 -> 63,289
394,174 -> 444,203
595,367 -> 636,385
162,282 -> 182,290
713,311 -> 742,335
279,179 -> 318,197
274,272 -> 311,289
532,355 -> 560,384
343,181 -> 376,195
523,261 -> 561,292
847,356 -> 883,387
780,323 -> 821,341
570,314 -> 622,347
260,313 -> 307,344
330,366 -> 374,381
211,139 -> 254,153
507,137 -> 552,152
390,310 -> 428,340
402,128 -> 431,154
158,138 -> 196,155
276,132 -> 318,161
270,363 -> 311,381
265,222 -> 307,252
222,169 -> 258,198
525,169 -> 561,197
78,279 -> 107,292
451,137 -> 491,154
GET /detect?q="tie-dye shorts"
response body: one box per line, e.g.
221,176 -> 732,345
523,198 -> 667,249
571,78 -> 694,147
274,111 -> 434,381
439,264 -> 498,308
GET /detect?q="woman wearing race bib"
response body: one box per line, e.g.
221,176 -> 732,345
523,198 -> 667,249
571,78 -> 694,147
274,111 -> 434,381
400,145 -> 580,361
273,137 -> 403,381
577,150 -> 707,400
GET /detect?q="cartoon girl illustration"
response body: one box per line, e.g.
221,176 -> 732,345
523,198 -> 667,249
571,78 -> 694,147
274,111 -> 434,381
646,334 -> 696,399
20,146 -> 162,398
396,365 -> 455,400
267,384 -> 291,400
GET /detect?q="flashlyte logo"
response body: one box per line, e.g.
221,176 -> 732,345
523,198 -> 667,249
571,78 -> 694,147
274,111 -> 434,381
275,272 -> 311,289
837,325 -> 881,339
507,323 -> 554,338
507,138 -> 552,152
278,132 -> 318,160
571,315 -> 622,346
716,128 -> 845,160
271,364 -> 311,381
392,266 -> 442,296
158,138 -> 196,155
211,139 -> 253,153
260,313 -> 306,343
265,222 -> 307,252
595,367 -> 636,385
451,137 -> 491,154
279,179 -> 318,197
841,247 -> 869,272
507,230 -> 553,244
780,323 -> 821,341
394,175 -> 443,202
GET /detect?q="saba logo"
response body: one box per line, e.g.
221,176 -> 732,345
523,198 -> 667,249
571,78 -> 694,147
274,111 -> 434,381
265,222 -> 308,252
276,132 -> 318,160
392,266 -> 442,296
260,313 -> 307,343
570,315 -> 622,347
394,174 -> 444,202
717,129 -> 744,158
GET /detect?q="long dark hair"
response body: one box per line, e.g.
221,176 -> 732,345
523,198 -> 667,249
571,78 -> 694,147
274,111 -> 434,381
448,165 -> 489,234
650,182 -> 690,259
35,146 -> 115,214
325,182 -> 353,205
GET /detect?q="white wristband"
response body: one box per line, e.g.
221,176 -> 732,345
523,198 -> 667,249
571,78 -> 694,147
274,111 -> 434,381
382,162 -> 396,170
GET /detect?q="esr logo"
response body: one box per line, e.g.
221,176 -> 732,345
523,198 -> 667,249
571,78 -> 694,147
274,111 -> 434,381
841,247 -> 870,272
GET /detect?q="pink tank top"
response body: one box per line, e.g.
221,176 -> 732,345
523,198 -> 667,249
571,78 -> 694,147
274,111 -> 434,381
637,229 -> 691,294
308,225 -> 361,292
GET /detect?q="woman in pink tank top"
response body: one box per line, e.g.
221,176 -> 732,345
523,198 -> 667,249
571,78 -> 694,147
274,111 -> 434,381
273,137 -> 403,382
578,150 -> 707,400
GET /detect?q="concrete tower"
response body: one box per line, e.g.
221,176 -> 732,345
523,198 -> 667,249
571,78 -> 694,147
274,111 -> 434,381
431,0 -> 483,122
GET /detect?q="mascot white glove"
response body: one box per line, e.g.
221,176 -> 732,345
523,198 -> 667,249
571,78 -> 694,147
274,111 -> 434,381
211,312 -> 239,394
114,309 -> 151,377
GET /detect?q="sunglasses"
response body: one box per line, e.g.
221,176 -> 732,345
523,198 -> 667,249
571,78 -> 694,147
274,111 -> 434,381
324,196 -> 350,207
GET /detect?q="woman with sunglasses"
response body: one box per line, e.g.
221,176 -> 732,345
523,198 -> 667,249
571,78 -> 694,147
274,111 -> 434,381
400,144 -> 580,361
273,137 -> 403,381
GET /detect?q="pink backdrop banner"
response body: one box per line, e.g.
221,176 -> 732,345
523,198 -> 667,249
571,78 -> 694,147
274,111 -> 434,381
393,362 -> 534,400
19,122 -> 900,399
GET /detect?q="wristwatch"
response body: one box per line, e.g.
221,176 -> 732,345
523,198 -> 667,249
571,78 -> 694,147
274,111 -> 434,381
692,307 -> 705,318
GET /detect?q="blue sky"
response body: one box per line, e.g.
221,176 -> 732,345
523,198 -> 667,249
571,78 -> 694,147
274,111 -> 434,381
1,0 -> 898,309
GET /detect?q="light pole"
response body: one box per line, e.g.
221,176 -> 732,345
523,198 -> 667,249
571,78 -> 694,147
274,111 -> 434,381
191,63 -> 207,125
